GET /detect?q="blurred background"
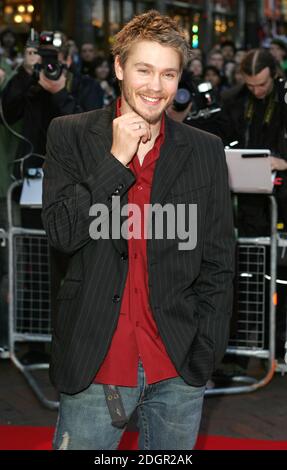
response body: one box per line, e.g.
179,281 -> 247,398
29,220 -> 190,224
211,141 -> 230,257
0,0 -> 287,55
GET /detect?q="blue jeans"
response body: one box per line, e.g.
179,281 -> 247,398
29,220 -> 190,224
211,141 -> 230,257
53,359 -> 205,450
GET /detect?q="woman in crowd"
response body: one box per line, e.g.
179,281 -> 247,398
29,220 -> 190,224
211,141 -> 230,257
94,57 -> 117,106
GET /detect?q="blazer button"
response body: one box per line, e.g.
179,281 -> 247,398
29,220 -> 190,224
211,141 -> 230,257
120,252 -> 128,260
118,184 -> 124,190
113,188 -> 120,195
112,295 -> 120,303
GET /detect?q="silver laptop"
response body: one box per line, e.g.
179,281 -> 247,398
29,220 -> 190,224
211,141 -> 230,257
225,148 -> 273,194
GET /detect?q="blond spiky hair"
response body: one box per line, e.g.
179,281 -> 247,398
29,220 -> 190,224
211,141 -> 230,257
111,10 -> 190,72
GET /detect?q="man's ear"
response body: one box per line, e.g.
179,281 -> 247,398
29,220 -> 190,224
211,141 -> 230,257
114,55 -> 124,81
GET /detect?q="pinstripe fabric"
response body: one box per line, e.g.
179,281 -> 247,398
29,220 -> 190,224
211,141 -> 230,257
42,102 -> 235,393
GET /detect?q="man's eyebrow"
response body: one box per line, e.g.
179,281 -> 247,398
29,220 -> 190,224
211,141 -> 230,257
134,62 -> 179,72
246,80 -> 267,86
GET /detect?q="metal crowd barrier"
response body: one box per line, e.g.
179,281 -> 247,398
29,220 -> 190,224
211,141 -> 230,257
2,181 -> 286,406
0,228 -> 9,359
6,181 -> 58,410
206,195 -> 285,396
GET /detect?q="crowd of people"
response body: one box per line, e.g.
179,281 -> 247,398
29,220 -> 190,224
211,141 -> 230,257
1,27 -> 287,170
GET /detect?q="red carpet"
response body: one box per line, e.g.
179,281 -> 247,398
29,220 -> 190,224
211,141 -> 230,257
0,426 -> 287,450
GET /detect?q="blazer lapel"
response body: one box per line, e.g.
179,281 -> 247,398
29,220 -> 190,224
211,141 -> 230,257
87,102 -> 128,255
150,115 -> 192,207
86,102 -> 115,163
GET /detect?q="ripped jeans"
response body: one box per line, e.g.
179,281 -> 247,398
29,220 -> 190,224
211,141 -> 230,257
53,359 -> 205,450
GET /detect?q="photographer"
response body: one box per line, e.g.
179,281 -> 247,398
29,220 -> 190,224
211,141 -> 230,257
1,33 -> 103,170
222,49 -> 287,235
166,69 -> 230,144
223,49 -> 287,361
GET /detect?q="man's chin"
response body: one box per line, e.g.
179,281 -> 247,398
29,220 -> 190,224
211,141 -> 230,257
145,115 -> 162,125
127,97 -> 166,124
137,109 -> 164,125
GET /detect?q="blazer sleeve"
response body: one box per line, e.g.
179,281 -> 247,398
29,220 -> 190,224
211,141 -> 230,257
193,138 -> 235,369
42,117 -> 135,254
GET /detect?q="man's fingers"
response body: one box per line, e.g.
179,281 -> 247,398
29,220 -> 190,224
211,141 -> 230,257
133,128 -> 151,143
132,124 -> 151,142
130,121 -> 148,131
141,136 -> 149,144
113,113 -> 151,144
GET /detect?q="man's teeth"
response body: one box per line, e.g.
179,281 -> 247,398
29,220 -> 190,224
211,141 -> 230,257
141,95 -> 160,102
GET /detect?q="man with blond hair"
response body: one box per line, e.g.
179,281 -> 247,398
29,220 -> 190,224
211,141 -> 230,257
42,10 -> 234,450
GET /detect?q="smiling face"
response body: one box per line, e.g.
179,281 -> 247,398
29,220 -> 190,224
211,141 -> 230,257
114,40 -> 181,124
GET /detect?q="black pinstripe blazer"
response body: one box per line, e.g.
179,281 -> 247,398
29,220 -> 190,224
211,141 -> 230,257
42,102 -> 235,394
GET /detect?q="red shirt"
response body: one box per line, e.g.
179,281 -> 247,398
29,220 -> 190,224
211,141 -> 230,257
93,99 -> 179,386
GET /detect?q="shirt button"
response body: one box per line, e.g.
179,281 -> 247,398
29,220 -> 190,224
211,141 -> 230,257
137,185 -> 143,191
112,295 -> 120,303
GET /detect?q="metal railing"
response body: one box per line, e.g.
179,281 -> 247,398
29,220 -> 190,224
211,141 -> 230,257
206,195 -> 281,396
6,181 -> 58,409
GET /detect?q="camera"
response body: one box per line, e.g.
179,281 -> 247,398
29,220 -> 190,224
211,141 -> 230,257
173,71 -> 221,119
33,30 -> 65,81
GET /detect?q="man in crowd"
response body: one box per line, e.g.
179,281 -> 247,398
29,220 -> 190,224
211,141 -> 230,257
207,50 -> 225,73
223,49 -> 287,234
221,40 -> 236,62
80,42 -> 97,76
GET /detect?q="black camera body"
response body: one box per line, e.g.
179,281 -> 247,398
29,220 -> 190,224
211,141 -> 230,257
33,31 -> 65,81
173,71 -> 221,119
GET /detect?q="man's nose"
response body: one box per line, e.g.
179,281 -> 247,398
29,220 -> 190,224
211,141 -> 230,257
149,73 -> 162,91
253,88 -> 262,97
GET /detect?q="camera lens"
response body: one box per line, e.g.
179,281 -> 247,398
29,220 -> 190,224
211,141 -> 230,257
173,88 -> 192,112
44,63 -> 62,80
175,88 -> 191,105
